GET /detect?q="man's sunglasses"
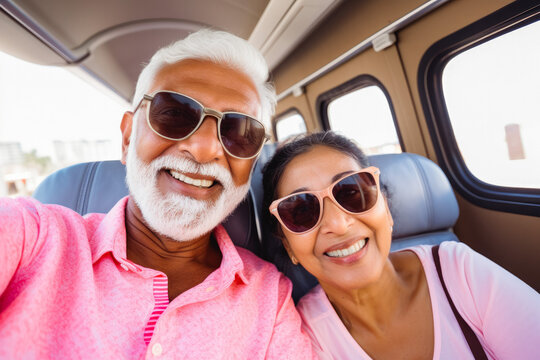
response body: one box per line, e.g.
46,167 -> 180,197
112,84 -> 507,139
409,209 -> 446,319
269,167 -> 380,234
134,90 -> 269,159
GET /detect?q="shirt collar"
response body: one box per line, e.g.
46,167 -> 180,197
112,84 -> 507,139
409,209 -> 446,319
90,196 -> 129,264
213,224 -> 249,285
90,196 -> 248,284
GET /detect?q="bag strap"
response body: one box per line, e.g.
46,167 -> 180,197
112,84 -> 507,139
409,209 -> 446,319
431,245 -> 488,360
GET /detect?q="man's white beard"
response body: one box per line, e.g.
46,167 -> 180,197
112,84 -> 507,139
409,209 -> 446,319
125,144 -> 250,242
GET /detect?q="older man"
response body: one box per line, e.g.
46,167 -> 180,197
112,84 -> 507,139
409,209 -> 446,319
0,30 -> 313,359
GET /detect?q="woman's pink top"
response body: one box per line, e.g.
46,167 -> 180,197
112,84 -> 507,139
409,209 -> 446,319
297,242 -> 540,359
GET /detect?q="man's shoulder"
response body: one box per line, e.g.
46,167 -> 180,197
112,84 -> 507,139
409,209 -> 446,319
0,197 -> 113,269
1,196 -> 83,223
296,285 -> 326,318
0,196 -> 115,248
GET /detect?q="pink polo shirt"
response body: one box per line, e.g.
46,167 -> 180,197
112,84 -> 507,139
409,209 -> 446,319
0,196 -> 314,359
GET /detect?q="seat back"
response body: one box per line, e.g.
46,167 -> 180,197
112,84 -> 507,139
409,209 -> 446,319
32,160 -> 261,256
259,152 -> 460,302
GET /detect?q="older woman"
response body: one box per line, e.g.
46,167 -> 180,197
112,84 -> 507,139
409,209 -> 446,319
262,131 -> 540,359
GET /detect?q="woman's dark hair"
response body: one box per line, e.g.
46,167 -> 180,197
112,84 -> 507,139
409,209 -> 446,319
262,131 -> 370,240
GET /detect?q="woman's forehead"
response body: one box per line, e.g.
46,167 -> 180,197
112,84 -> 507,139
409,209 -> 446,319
277,145 -> 363,197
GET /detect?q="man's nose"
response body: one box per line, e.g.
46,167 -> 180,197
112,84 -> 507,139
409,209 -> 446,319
174,115 -> 225,163
319,197 -> 355,235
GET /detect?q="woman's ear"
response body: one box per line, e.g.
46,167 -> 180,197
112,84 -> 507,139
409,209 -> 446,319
281,237 -> 299,265
384,197 -> 394,230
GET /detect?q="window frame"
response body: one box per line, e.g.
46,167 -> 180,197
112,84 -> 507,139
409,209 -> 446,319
317,74 -> 404,152
272,108 -> 307,141
418,0 -> 540,216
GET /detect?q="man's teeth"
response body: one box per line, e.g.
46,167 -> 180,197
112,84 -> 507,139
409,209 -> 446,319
169,170 -> 213,188
326,238 -> 367,258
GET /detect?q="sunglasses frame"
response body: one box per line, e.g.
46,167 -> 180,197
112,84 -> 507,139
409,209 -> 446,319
134,90 -> 270,160
269,167 -> 381,234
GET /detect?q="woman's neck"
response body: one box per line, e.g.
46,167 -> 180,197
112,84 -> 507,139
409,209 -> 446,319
321,251 -> 423,337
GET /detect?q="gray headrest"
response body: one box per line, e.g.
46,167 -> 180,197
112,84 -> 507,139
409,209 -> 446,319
369,153 -> 459,239
32,161 -> 129,214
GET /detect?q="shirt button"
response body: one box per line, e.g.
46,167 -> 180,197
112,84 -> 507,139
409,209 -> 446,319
152,343 -> 163,356
205,286 -> 215,292
120,263 -> 129,271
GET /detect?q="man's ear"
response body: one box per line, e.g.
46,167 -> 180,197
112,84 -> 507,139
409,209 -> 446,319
120,111 -> 133,164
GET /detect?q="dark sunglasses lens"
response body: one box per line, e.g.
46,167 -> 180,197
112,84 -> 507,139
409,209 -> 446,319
220,114 -> 266,158
149,92 -> 202,139
333,172 -> 378,213
277,194 -> 320,233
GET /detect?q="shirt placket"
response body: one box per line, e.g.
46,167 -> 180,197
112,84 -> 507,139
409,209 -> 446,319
144,275 -> 169,345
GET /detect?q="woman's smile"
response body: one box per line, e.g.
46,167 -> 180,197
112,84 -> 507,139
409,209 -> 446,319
324,237 -> 368,258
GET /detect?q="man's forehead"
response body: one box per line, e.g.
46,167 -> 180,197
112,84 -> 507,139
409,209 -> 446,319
153,59 -> 255,89
148,59 -> 262,116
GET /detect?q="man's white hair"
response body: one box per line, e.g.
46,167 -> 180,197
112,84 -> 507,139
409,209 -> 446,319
132,28 -> 276,126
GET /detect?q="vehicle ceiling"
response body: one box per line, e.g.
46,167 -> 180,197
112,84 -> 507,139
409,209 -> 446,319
0,0 -> 342,103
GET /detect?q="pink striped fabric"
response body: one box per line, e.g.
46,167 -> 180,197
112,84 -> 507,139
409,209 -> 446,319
144,276 -> 170,344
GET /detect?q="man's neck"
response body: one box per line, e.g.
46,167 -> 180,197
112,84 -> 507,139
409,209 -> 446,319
124,197 -> 222,300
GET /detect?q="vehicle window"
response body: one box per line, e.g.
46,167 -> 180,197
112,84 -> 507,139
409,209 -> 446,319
327,85 -> 401,155
442,20 -> 540,189
0,51 -> 127,197
275,111 -> 307,141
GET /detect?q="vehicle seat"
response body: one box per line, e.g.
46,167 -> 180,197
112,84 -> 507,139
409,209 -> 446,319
249,142 -> 278,240
260,152 -> 460,302
32,160 -> 262,256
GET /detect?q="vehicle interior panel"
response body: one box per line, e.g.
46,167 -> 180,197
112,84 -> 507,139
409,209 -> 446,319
271,0 -> 428,95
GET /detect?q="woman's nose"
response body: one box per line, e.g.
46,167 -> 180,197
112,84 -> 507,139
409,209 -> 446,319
319,197 -> 355,235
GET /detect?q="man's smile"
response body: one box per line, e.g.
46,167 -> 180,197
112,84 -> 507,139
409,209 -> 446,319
168,169 -> 216,188
157,167 -> 225,202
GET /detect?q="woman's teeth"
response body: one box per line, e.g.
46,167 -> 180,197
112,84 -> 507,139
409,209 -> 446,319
169,170 -> 213,188
326,238 -> 367,258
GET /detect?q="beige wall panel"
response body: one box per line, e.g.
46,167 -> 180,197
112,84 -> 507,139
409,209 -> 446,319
455,196 -> 540,291
272,0 -> 426,95
301,45 -> 426,155
275,93 -> 316,134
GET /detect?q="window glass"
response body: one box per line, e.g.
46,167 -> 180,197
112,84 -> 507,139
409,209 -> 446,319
275,112 -> 307,141
0,51 -> 128,197
327,85 -> 401,155
442,20 -> 540,188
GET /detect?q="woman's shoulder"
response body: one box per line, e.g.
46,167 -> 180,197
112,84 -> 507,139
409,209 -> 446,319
429,241 -> 539,320
395,241 -> 473,265
296,284 -> 328,319
399,241 -> 508,286
438,240 -> 476,259
437,241 -> 503,280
